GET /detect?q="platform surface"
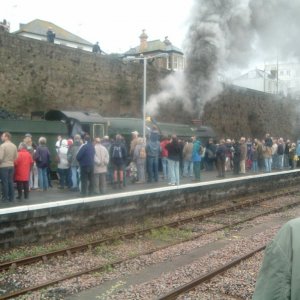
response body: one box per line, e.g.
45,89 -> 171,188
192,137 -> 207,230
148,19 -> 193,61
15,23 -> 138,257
0,168 -> 297,213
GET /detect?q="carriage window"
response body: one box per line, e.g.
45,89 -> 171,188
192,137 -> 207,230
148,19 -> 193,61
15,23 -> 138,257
93,124 -> 105,138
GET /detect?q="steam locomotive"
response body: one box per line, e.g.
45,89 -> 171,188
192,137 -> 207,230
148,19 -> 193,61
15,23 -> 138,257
0,109 -> 216,162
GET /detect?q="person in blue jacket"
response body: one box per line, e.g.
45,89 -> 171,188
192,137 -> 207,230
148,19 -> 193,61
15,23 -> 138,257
192,136 -> 202,181
76,134 -> 95,196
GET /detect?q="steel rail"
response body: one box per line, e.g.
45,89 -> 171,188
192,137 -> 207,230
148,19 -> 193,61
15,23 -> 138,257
157,245 -> 266,300
0,187 -> 298,273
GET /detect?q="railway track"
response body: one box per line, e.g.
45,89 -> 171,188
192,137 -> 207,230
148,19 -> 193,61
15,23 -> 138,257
157,245 -> 266,300
0,187 -> 299,299
0,187 -> 297,272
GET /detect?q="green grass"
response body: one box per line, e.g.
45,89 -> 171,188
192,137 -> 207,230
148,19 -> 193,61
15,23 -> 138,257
0,241 -> 69,262
93,244 -> 119,261
146,226 -> 193,242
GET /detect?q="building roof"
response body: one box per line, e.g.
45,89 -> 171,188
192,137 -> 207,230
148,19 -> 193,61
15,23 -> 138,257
125,39 -> 183,56
45,110 -> 106,124
14,19 -> 93,46
234,69 -> 275,81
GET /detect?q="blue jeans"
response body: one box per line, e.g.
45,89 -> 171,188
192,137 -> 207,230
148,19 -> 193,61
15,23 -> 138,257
168,159 -> 180,185
147,156 -> 159,182
161,157 -> 168,179
183,160 -> 193,177
193,161 -> 201,180
284,154 -> 289,168
272,154 -> 278,169
38,167 -> 48,190
278,155 -> 284,170
252,160 -> 258,172
71,166 -> 79,188
80,165 -> 94,196
0,167 -> 15,201
58,168 -> 69,188
264,157 -> 272,173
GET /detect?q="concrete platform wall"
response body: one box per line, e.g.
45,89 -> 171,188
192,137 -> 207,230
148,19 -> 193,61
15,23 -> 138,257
0,171 -> 299,249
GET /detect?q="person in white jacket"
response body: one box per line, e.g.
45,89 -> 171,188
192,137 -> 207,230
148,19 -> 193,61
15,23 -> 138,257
94,137 -> 109,194
57,139 -> 70,189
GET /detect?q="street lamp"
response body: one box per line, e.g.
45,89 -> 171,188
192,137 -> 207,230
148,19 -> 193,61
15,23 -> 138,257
124,53 -> 168,140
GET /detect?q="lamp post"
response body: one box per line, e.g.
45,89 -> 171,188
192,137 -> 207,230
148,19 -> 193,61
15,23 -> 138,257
124,53 -> 168,140
142,55 -> 147,141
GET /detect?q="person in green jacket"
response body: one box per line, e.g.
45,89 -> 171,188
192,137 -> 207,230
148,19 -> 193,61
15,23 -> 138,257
253,217 -> 300,300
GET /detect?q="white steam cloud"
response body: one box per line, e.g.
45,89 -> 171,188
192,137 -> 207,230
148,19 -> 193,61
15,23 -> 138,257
146,0 -> 300,117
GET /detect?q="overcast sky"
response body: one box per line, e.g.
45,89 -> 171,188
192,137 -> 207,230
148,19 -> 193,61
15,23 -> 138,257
2,0 -> 194,53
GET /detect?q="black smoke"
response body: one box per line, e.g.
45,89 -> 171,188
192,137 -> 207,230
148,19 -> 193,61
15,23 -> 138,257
146,0 -> 300,118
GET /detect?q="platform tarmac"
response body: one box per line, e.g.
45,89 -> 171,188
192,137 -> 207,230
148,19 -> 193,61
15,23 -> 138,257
0,168 -> 288,209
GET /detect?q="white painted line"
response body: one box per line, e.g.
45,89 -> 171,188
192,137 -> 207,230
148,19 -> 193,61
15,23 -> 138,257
0,170 -> 298,215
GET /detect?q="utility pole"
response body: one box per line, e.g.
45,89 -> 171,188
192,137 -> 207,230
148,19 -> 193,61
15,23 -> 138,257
277,55 -> 279,95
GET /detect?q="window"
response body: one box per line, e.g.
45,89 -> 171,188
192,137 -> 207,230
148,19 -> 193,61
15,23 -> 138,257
173,56 -> 179,70
93,124 -> 105,138
167,57 -> 171,70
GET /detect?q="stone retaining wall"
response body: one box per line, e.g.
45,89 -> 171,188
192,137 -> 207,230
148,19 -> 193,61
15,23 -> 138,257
0,171 -> 299,249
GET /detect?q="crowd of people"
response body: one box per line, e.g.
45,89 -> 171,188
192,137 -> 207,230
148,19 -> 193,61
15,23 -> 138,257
0,128 -> 299,202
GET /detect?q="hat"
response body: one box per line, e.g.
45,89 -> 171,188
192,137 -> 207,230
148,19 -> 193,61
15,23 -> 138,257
25,133 -> 32,138
131,131 -> 139,135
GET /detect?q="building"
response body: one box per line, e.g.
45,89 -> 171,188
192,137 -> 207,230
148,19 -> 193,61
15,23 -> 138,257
123,30 -> 185,71
232,69 -> 287,94
265,63 -> 300,96
0,19 -> 10,32
14,19 -> 93,51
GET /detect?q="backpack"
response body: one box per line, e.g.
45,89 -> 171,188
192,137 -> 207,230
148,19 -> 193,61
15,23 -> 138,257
112,145 -> 122,159
139,146 -> 146,159
277,144 -> 284,155
206,148 -> 215,158
198,145 -> 204,156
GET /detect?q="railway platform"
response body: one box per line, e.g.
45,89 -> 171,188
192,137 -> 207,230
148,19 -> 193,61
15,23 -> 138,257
0,168 -> 290,209
0,168 -> 299,249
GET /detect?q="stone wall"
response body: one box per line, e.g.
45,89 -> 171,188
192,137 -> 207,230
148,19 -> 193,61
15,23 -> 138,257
155,85 -> 299,140
0,30 -> 299,139
202,86 -> 299,139
0,30 -> 168,118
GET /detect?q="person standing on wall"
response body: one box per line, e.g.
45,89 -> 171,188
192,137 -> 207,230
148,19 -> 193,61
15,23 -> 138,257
46,27 -> 55,43
92,42 -> 102,54
0,132 -> 18,202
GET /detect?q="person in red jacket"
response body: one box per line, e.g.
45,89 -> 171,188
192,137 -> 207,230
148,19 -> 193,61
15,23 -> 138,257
14,142 -> 34,200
